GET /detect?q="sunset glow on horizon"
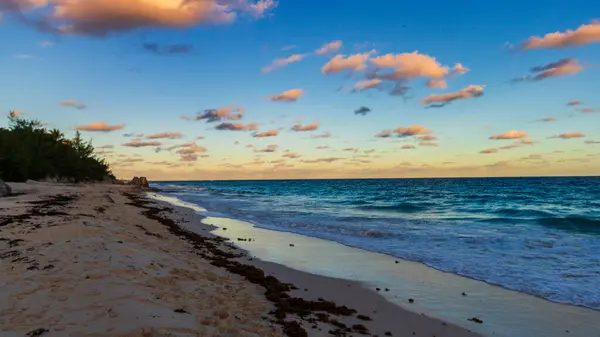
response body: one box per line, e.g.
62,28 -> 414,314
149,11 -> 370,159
1,0 -> 599,180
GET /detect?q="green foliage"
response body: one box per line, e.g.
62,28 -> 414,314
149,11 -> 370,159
0,112 -> 113,182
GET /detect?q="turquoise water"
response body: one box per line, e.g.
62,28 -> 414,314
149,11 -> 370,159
152,177 -> 600,310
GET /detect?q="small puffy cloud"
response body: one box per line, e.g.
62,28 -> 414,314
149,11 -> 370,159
549,132 -> 585,139
352,78 -> 382,92
268,88 -> 304,102
59,99 -> 86,110
262,54 -> 306,73
146,132 -> 183,139
418,135 -> 437,141
123,133 -> 144,138
480,148 -> 499,154
394,125 -> 431,137
254,129 -> 278,137
180,154 -> 199,162
291,122 -> 318,132
215,122 -> 259,131
256,144 -> 278,153
490,130 -> 528,140
316,145 -> 330,149
520,21 -> 600,50
520,139 -> 535,145
354,106 -> 371,115
426,79 -> 447,89
533,116 -> 556,122
5,0 -> 278,37
311,131 -> 332,139
579,107 -> 599,113
512,58 -> 583,82
143,42 -> 193,55
177,146 -> 207,154
40,40 -> 54,48
370,51 -> 467,82
343,148 -> 357,152
567,100 -> 582,106
315,40 -> 342,55
422,85 -> 484,107
195,106 -> 244,122
419,141 -> 438,147
283,152 -> 301,158
166,143 -> 195,151
322,50 -> 375,74
76,122 -> 124,132
123,141 -> 162,147
375,130 -> 392,138
301,157 -> 343,164
401,145 -> 415,150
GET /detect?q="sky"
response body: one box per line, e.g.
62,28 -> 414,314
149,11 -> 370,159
1,0 -> 599,180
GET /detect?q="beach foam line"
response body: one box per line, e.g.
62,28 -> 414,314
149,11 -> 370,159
149,191 -> 600,337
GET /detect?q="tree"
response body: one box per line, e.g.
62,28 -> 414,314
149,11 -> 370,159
0,113 -> 113,182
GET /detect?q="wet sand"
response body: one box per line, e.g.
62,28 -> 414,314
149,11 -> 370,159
151,192 -> 600,337
0,182 -> 478,337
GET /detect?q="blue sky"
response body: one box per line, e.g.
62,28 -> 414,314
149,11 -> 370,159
1,0 -> 599,180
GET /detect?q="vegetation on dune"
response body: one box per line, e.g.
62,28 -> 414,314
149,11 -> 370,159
0,111 -> 114,182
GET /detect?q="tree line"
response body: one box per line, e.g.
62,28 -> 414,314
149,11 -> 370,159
0,111 -> 114,182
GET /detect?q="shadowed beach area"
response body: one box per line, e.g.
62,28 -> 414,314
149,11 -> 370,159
0,182 -> 479,337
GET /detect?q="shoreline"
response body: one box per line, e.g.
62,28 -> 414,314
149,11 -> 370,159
150,190 -> 600,337
0,182 -> 478,337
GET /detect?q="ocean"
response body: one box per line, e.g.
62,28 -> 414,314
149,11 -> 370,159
152,176 -> 600,310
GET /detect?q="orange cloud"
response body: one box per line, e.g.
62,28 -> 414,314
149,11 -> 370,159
316,145 -> 330,149
401,145 -> 416,150
418,135 -> 437,141
195,106 -> 244,122
490,130 -> 528,140
301,157 -> 343,164
419,141 -> 438,147
283,153 -> 301,158
268,88 -> 304,102
426,79 -> 447,89
512,58 -> 583,82
166,143 -> 195,151
370,51 -> 468,82
10,0 -> 278,37
146,132 -> 183,139
215,122 -> 259,131
549,132 -> 585,139
122,141 -> 162,147
59,99 -> 86,110
533,116 -> 556,122
375,130 -> 392,138
480,148 -> 498,154
262,54 -> 306,73
422,85 -> 484,107
394,125 -> 431,137
352,78 -> 382,91
177,146 -> 207,154
291,122 -> 318,132
322,50 -> 375,74
520,21 -> 600,50
256,144 -> 278,152
254,129 -> 279,137
75,122 -> 124,132
579,107 -> 599,113
315,40 -> 342,55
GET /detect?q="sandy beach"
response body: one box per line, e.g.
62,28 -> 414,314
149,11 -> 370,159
0,182 -> 479,337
